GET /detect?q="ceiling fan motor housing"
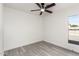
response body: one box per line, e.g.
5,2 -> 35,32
31,3 -> 56,15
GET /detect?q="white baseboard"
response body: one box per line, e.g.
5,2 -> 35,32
44,40 -> 79,54
4,40 -> 43,51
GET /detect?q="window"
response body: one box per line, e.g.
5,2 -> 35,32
68,15 -> 79,45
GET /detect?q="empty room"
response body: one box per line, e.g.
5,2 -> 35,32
0,3 -> 79,56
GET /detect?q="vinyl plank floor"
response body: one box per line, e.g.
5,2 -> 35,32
4,41 -> 79,56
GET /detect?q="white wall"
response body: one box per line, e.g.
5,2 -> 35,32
0,4 -> 3,55
3,7 -> 43,51
3,4 -> 79,53
44,5 -> 79,53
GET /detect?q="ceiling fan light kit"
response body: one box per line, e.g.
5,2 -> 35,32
31,3 -> 56,15
41,9 -> 45,12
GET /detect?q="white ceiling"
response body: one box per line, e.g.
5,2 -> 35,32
3,3 -> 79,15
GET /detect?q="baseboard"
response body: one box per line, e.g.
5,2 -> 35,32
4,40 -> 43,51
4,40 -> 79,54
44,40 -> 79,54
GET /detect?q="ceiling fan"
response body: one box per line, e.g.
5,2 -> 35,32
31,3 -> 56,15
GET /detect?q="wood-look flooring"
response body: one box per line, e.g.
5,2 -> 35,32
4,41 -> 79,56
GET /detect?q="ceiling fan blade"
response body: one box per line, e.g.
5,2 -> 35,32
41,3 -> 44,8
31,9 -> 40,11
45,10 -> 53,13
40,12 -> 43,15
45,3 -> 56,9
35,3 -> 41,8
